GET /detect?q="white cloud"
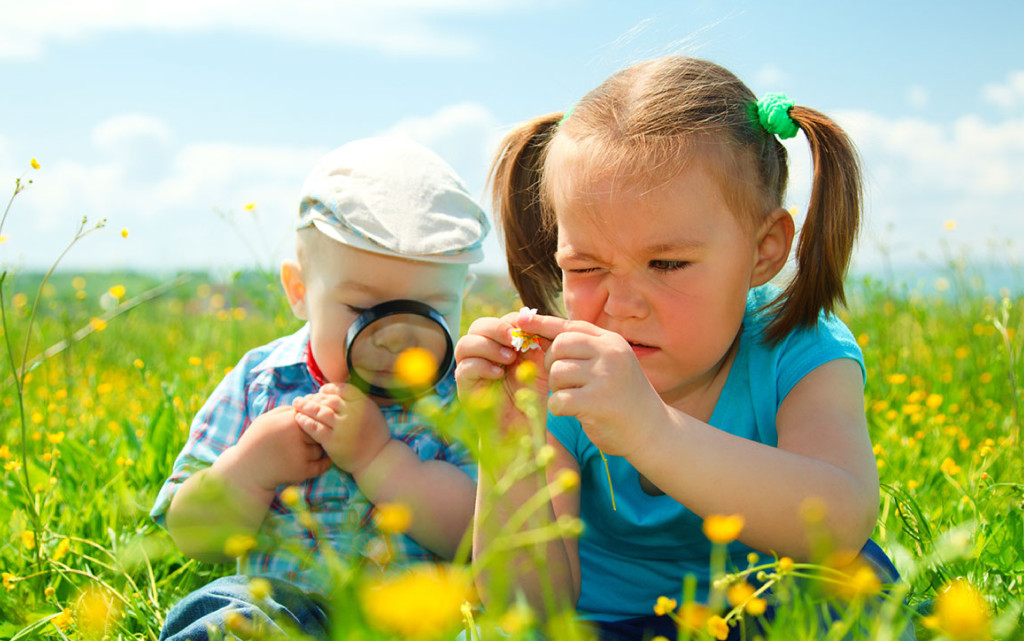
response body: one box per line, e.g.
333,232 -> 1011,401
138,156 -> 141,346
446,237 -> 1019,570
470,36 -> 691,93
0,0 -> 517,60
0,102 -> 506,272
983,70 -> 1024,111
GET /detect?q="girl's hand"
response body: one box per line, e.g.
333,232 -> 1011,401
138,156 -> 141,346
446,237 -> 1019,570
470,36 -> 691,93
454,312 -> 550,431
292,384 -> 391,476
517,313 -> 668,458
229,405 -> 332,494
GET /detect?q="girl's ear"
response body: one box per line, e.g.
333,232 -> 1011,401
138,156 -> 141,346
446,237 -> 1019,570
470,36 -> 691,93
751,208 -> 796,287
280,260 -> 308,320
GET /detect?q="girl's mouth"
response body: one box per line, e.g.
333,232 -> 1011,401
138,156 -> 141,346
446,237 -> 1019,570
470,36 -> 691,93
628,341 -> 657,356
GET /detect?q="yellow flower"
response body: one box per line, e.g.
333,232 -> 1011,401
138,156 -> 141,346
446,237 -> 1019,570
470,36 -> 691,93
133,358 -> 145,369
706,614 -> 730,640
726,581 -> 755,607
943,219 -> 957,231
653,595 -> 677,616
72,276 -> 86,289
22,530 -> 36,550
188,356 -> 202,367
249,577 -> 273,601
778,557 -> 794,572
3,572 -> 18,590
887,373 -> 907,385
0,234 -> 7,243
856,333 -> 869,347
394,347 -> 438,388
120,228 -> 129,238
90,318 -> 107,332
745,596 -> 767,616
223,534 -> 257,558
926,393 -> 943,409
31,158 -> 41,170
53,538 -> 71,561
4,460 -> 22,472
677,602 -> 711,632
554,468 -> 580,491
374,502 -> 413,534
12,292 -> 28,308
51,608 -> 73,630
47,431 -> 65,445
360,564 -> 475,639
77,587 -> 121,637
0,445 -> 9,459
108,285 -> 126,299
702,514 -> 745,544
514,360 -> 539,384
922,579 -> 990,641
940,457 -> 962,475
280,485 -> 302,508
244,202 -> 257,211
497,603 -> 534,635
44,586 -> 56,598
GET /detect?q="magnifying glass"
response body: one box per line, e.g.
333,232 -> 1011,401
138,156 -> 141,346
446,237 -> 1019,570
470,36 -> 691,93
345,299 -> 455,400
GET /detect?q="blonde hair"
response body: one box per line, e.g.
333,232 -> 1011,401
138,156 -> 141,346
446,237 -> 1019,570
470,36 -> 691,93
489,56 -> 862,344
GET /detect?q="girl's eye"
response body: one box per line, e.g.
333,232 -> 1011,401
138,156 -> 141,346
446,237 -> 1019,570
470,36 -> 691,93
345,304 -> 368,314
566,266 -> 599,274
649,260 -> 689,272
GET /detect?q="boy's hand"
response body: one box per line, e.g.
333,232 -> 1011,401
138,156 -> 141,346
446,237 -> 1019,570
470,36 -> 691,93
292,384 -> 390,476
454,310 -> 550,433
515,313 -> 667,459
224,405 -> 332,496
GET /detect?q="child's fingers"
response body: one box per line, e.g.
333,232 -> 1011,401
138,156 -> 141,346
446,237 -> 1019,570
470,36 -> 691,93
455,333 -> 516,367
547,357 -> 587,392
455,356 -> 507,384
517,313 -> 602,342
294,411 -> 331,442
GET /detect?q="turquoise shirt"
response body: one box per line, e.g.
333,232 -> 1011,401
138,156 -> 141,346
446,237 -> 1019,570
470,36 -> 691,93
547,285 -> 865,621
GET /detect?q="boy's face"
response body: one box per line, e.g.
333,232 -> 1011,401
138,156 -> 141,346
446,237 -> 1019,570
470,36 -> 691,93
286,238 -> 471,387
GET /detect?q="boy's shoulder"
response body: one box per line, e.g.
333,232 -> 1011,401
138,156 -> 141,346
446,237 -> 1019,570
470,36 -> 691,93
230,324 -> 311,383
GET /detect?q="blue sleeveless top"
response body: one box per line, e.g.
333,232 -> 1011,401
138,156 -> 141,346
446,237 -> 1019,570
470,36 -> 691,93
547,285 -> 865,621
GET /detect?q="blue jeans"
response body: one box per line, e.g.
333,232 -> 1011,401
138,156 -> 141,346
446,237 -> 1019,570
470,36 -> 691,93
159,575 -> 330,641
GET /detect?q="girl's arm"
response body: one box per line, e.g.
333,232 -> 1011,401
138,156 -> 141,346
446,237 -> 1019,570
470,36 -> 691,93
472,433 -> 581,613
454,314 -> 579,613
631,358 -> 879,560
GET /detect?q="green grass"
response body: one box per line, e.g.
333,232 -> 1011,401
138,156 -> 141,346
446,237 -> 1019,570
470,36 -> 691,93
1,200 -> 1022,639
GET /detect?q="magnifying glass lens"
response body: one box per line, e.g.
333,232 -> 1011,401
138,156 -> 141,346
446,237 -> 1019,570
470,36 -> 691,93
345,301 -> 454,400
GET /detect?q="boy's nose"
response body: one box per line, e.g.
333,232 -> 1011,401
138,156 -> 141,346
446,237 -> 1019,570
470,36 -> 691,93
370,319 -> 416,354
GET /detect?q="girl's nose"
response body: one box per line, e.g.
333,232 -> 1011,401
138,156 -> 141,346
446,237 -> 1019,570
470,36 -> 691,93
601,274 -> 648,320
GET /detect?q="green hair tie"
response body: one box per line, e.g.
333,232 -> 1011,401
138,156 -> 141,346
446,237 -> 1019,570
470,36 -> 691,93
756,92 -> 799,139
559,105 -> 575,125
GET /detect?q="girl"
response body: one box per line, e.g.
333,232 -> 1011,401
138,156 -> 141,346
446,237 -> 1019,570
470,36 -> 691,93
455,56 -> 911,640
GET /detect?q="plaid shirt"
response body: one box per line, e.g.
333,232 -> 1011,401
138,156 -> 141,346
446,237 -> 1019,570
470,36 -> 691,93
151,324 -> 473,595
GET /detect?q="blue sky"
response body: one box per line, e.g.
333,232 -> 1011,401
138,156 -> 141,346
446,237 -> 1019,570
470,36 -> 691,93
1,0 -> 1022,280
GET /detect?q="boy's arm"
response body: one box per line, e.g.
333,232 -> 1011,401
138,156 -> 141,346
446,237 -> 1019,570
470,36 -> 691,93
165,406 -> 332,562
293,386 -> 474,559
352,439 -> 475,560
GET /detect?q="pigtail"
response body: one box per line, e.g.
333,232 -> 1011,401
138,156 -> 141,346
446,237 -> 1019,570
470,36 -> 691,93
763,106 -> 862,345
487,114 -> 564,316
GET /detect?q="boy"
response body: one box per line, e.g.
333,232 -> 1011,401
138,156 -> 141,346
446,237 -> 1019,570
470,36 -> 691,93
152,137 -> 490,641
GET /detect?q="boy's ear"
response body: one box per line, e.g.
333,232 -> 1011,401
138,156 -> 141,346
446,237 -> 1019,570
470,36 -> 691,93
280,260 -> 308,320
750,208 -> 795,287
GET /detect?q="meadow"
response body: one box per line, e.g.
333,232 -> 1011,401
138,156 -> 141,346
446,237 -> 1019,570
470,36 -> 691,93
1,173 -> 1023,640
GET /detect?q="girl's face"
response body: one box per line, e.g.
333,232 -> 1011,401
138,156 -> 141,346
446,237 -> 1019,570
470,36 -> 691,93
553,159 -> 763,408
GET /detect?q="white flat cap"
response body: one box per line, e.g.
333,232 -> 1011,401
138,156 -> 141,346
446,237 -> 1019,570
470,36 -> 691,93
297,136 -> 489,263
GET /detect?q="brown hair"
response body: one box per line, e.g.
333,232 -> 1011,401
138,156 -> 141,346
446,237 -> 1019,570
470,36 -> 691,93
488,56 -> 862,344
